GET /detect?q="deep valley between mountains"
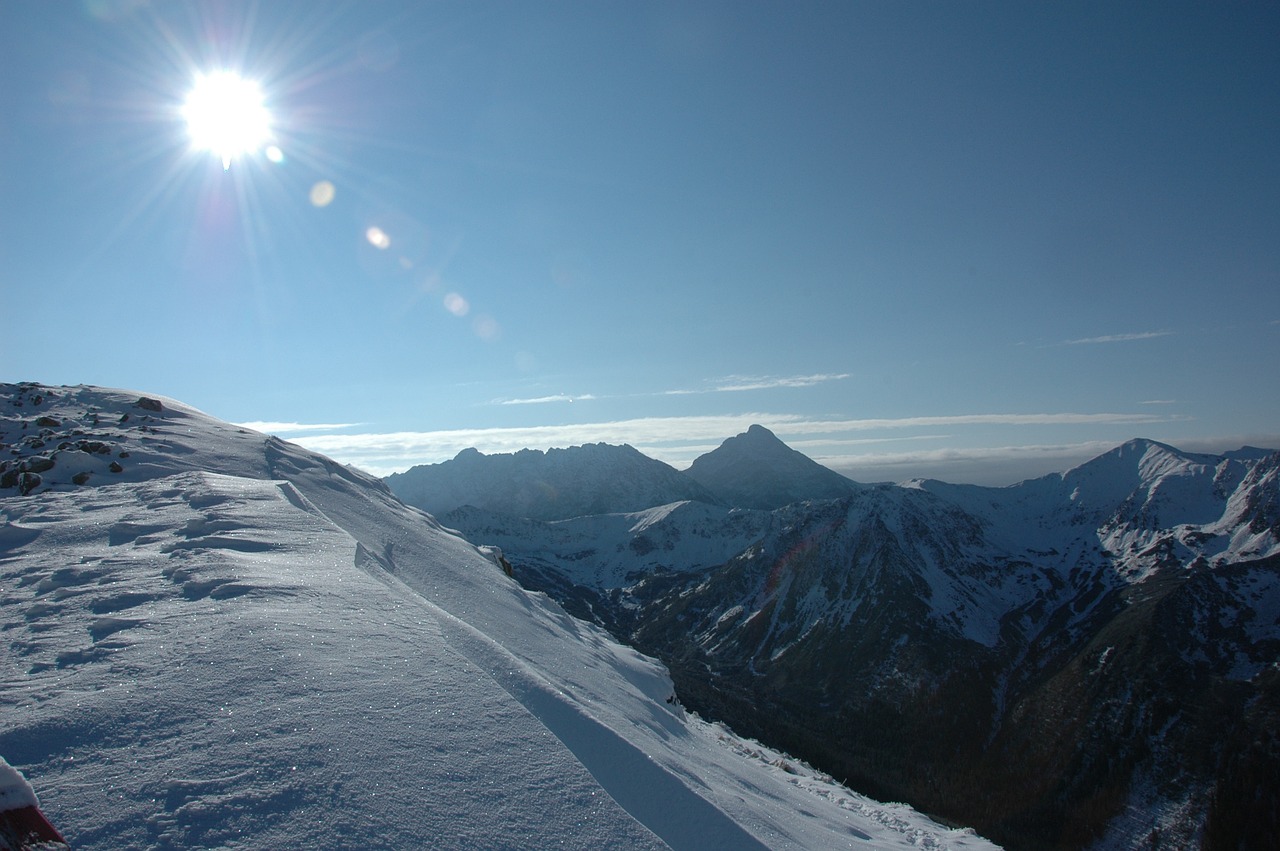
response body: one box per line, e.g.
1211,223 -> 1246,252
391,427 -> 1280,850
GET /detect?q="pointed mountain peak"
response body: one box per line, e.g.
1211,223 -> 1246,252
685,426 -> 857,510
720,424 -> 790,453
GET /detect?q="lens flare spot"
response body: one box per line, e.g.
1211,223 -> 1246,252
366,226 -> 391,249
473,315 -> 500,341
309,181 -> 336,207
515,351 -> 537,372
443,293 -> 469,316
265,145 -> 284,163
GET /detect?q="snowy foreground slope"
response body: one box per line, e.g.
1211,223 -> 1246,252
0,383 -> 995,850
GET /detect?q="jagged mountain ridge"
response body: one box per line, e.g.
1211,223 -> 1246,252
438,430 -> 1280,849
386,424 -> 858,520
386,442 -> 723,521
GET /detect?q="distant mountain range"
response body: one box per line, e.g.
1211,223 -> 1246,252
400,428 -> 1280,850
385,424 -> 856,519
385,442 -> 723,520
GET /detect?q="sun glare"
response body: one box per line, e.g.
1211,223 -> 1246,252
182,71 -> 272,169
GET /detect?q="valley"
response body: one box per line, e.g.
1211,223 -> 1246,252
393,426 -> 1280,849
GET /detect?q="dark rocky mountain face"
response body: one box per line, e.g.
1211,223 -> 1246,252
684,424 -> 859,509
624,529 -> 1280,848
385,442 -> 722,521
440,434 -> 1280,849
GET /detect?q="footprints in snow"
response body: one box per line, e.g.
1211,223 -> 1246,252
10,494 -> 296,674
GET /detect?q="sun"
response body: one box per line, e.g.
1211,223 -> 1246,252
182,71 -> 272,169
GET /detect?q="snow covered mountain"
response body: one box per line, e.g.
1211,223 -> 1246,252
442,431 -> 1280,849
386,443 -> 722,521
684,424 -> 860,509
0,382 -> 995,850
914,438 -> 1280,582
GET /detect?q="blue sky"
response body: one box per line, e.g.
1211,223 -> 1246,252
3,1 -> 1278,484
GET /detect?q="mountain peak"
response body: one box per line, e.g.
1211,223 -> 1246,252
685,426 -> 857,510
717,424 -> 798,456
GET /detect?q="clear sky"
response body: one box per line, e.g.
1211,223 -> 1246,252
3,1 -> 1278,485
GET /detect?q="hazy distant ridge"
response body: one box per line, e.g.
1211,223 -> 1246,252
386,442 -> 723,520
386,424 -> 862,519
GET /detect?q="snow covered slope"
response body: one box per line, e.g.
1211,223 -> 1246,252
440,500 -> 776,591
0,382 -> 994,850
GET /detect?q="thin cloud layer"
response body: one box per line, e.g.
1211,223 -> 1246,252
821,440 -> 1128,486
665,373 -> 851,396
499,394 -> 598,406
1065,330 -> 1173,345
492,374 -> 849,405
710,374 -> 852,392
